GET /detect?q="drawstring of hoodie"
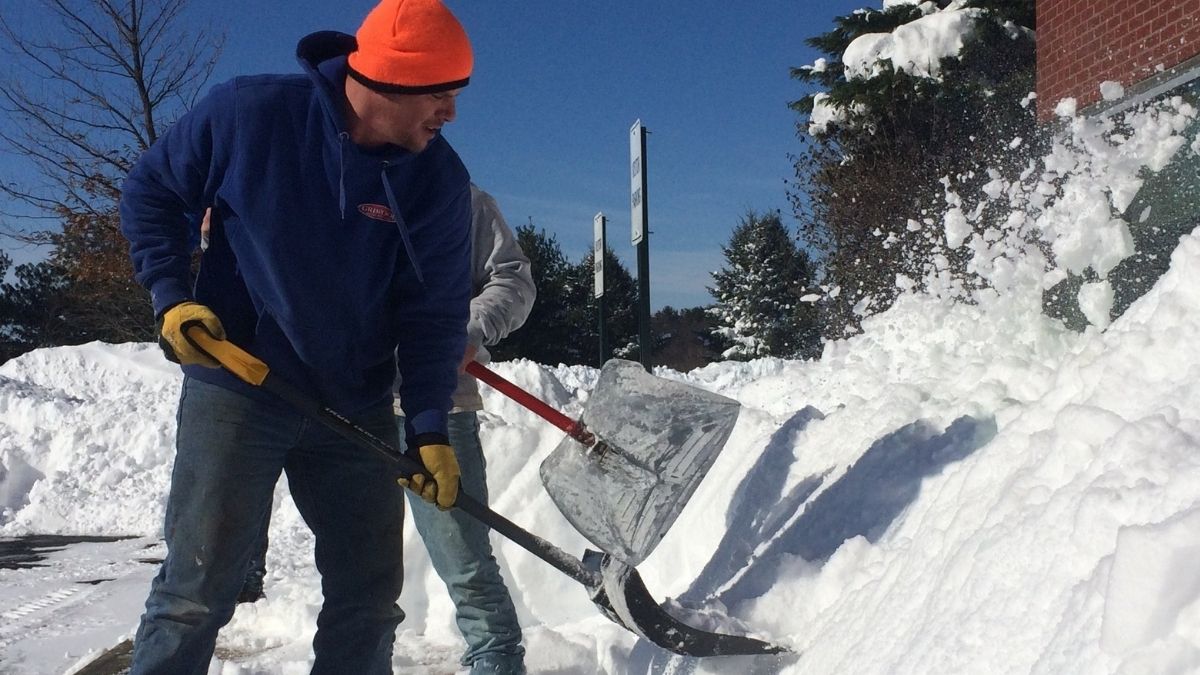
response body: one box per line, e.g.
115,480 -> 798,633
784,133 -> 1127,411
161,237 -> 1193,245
337,132 -> 348,218
380,162 -> 425,287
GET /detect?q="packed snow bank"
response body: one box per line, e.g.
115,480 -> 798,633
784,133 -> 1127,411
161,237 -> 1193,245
0,343 -> 179,534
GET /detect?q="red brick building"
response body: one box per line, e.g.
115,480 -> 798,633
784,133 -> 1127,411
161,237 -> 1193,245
1035,1 -> 1200,328
1037,0 -> 1200,119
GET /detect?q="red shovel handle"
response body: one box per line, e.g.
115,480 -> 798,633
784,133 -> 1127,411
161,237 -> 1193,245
465,361 -> 595,446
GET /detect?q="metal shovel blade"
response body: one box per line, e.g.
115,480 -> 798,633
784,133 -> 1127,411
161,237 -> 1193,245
584,550 -> 785,656
540,359 -> 741,566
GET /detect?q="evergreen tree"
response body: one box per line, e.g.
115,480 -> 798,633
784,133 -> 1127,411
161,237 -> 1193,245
0,252 -> 13,362
709,211 -> 819,360
0,258 -> 87,363
488,227 -> 639,367
790,0 -> 1039,337
650,305 -> 724,371
565,247 -> 638,367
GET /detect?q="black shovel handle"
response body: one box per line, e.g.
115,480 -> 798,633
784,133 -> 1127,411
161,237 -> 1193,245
183,326 -> 601,588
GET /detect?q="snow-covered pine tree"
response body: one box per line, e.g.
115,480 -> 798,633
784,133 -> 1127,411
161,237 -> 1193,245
709,211 -> 819,360
790,0 -> 1038,338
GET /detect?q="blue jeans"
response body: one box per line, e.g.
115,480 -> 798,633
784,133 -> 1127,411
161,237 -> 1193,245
131,377 -> 406,675
239,518 -> 268,600
405,411 -> 525,674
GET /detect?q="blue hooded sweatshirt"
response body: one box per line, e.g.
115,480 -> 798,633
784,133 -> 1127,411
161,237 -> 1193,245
119,32 -> 471,442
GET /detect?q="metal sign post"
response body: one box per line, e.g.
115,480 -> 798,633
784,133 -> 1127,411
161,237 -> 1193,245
630,120 -> 652,369
594,212 -> 609,364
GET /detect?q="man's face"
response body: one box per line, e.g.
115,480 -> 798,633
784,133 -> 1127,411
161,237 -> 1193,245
364,89 -> 460,153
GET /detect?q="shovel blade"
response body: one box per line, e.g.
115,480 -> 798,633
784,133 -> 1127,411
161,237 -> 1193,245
583,550 -> 786,657
540,360 -> 741,566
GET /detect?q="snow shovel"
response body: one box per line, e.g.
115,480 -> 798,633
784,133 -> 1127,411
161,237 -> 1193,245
185,327 -> 785,657
468,360 -> 793,654
466,359 -> 741,566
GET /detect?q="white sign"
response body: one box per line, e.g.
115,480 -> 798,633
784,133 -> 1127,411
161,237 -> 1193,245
594,212 -> 606,298
630,120 -> 645,245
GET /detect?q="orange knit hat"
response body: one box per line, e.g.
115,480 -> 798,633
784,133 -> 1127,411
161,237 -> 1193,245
347,0 -> 472,94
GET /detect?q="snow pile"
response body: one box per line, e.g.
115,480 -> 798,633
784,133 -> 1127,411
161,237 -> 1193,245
807,92 -> 844,136
842,4 -> 982,81
884,96 -> 1198,334
808,0 -> 986,131
2,95 -> 1200,675
0,343 -> 179,534
2,217 -> 1193,675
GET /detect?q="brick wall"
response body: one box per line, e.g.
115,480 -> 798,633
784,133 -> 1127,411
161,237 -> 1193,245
1037,0 -> 1200,119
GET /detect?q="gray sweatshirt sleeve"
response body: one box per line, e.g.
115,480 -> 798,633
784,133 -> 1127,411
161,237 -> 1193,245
467,184 -> 536,348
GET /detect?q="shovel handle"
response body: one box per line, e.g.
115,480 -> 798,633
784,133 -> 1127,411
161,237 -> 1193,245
184,325 -> 270,385
465,361 -> 595,446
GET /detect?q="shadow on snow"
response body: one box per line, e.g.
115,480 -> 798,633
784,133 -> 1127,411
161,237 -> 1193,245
632,409 -> 997,674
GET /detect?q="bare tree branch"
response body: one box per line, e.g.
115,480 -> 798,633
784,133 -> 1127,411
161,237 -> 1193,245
0,0 -> 224,215
0,0 -> 223,351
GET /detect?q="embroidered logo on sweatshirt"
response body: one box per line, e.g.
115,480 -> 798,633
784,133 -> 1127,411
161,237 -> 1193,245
358,203 -> 395,222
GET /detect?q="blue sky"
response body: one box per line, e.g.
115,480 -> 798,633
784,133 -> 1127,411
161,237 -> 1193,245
0,0 -> 868,309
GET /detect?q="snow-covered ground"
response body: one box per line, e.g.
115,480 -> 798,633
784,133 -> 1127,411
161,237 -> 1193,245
3,85 -> 1200,675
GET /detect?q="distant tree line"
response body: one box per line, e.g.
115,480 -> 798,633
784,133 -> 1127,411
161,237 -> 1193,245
490,225 -> 733,371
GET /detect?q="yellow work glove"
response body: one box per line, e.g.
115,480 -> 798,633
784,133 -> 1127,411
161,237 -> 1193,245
157,301 -> 226,367
397,442 -> 460,510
